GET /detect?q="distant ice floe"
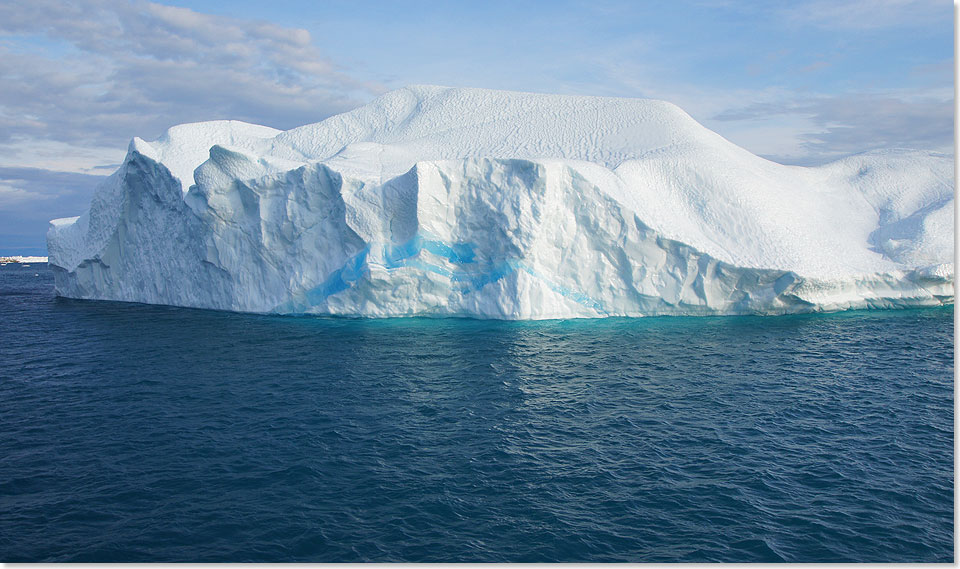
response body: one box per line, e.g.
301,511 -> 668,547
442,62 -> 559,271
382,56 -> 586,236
1,256 -> 48,264
48,86 -> 953,319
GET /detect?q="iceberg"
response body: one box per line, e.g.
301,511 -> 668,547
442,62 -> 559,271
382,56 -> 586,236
47,85 -> 954,319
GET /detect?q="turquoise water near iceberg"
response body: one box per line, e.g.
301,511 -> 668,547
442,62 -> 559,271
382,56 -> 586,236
0,263 -> 953,562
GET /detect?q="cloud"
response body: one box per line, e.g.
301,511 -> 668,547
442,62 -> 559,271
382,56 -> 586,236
0,182 -> 51,206
0,166 -> 106,208
799,94 -> 953,156
0,166 -> 107,253
779,0 -> 949,31
714,91 -> 953,163
798,61 -> 830,73
0,0 -> 384,161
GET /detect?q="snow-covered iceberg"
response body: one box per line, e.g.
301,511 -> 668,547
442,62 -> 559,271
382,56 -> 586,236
48,85 -> 954,319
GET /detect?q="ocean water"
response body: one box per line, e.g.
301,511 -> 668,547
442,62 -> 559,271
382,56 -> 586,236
0,263 -> 953,562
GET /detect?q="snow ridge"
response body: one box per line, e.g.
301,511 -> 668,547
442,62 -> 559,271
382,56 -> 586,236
47,86 -> 954,318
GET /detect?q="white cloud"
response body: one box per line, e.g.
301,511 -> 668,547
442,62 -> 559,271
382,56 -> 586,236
0,139 -> 126,174
0,0 -> 384,170
0,166 -> 107,251
779,0 -> 949,30
0,182 -> 50,206
713,89 -> 954,163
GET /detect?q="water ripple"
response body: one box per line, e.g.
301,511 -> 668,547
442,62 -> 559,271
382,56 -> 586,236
0,264 -> 953,562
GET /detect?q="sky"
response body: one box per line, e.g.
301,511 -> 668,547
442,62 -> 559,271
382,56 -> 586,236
0,0 -> 954,254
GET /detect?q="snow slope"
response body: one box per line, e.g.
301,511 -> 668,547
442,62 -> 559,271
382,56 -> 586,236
47,85 -> 954,318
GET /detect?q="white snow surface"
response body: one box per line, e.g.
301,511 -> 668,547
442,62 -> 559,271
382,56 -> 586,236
47,85 -> 954,318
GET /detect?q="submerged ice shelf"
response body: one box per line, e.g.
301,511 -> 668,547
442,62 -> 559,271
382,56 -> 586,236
48,85 -> 954,319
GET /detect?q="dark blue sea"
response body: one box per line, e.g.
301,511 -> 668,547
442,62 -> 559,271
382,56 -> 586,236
0,263 -> 953,562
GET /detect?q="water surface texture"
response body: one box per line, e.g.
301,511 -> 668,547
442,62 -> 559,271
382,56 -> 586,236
1,264 -> 953,562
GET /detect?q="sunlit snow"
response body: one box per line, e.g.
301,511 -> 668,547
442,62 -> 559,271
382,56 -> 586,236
47,86 -> 953,318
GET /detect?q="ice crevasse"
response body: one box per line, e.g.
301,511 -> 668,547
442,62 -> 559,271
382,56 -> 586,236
48,85 -> 954,319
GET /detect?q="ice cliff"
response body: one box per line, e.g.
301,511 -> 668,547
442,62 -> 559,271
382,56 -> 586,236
48,85 -> 954,319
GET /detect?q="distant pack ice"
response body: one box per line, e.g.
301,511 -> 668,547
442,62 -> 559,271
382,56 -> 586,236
48,85 -> 954,318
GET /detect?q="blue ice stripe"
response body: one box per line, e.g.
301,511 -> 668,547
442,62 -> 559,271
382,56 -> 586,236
288,233 -> 605,313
